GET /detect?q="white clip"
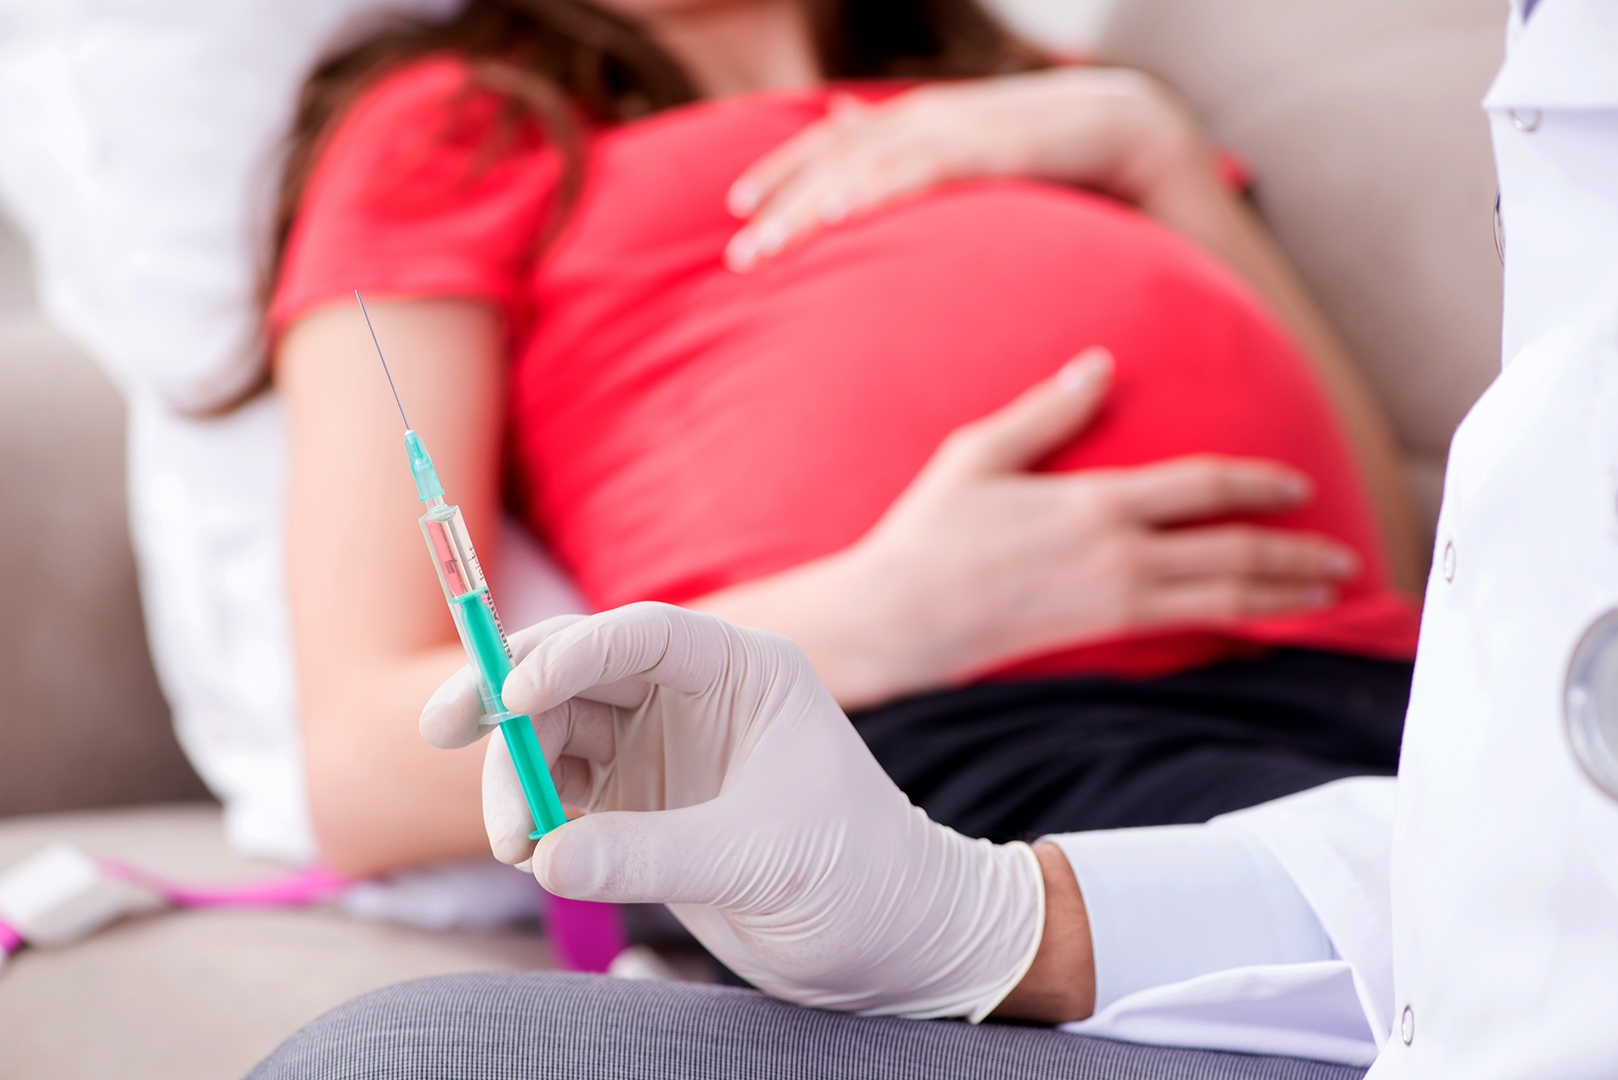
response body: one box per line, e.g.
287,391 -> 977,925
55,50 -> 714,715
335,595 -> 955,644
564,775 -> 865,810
0,844 -> 137,948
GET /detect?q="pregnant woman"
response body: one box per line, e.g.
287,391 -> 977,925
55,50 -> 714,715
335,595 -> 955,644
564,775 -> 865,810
267,0 -> 1421,874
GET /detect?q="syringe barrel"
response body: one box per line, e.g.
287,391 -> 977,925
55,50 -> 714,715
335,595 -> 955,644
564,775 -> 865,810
419,498 -> 568,836
420,499 -> 512,717
420,499 -> 492,609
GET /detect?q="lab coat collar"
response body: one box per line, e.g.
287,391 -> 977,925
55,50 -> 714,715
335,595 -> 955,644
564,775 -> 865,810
1485,0 -> 1618,108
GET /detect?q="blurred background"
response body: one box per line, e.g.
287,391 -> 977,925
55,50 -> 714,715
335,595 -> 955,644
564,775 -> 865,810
0,205 -> 204,814
0,0 -> 1506,1075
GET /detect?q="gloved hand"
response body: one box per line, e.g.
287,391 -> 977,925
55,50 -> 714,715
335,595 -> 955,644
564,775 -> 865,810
421,602 -> 1044,1019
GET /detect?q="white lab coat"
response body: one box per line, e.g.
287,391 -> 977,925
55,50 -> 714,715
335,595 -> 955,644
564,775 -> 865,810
1063,0 -> 1618,1072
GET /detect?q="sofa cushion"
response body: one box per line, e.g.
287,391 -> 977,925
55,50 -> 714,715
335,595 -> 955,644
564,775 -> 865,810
1096,0 -> 1507,555
0,804 -> 553,1080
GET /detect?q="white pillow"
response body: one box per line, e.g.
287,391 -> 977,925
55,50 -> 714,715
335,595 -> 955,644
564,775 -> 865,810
0,0 -> 462,862
0,0 -> 1101,862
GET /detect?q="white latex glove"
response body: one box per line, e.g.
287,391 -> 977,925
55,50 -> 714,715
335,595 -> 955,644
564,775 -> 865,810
421,602 -> 1044,1020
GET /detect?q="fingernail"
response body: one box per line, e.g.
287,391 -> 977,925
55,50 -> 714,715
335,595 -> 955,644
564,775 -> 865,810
728,182 -> 760,217
516,859 -> 533,874
1280,475 -> 1312,502
490,805 -> 534,860
1057,347 -> 1113,391
534,829 -> 609,897
725,232 -> 758,272
502,667 -> 535,714
755,218 -> 788,255
1325,550 -> 1359,577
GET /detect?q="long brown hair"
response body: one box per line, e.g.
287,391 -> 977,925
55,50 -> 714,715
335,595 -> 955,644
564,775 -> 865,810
247,0 -> 1045,406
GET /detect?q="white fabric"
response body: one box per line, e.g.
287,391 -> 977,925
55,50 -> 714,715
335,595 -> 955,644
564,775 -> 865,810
0,1 -> 447,407
428,603 -> 1047,1021
1066,963 -> 1381,1066
1040,3 -> 1618,1071
339,859 -> 542,933
1370,3 -> 1618,1071
1053,779 -> 1393,1066
1370,229 -> 1618,1074
126,392 -> 307,859
991,0 -> 1117,54
1485,0 -> 1618,365
1046,822 -> 1335,1015
1220,778 -> 1397,1047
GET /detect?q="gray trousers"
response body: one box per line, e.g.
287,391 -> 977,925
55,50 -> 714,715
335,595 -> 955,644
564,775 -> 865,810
247,972 -> 1367,1080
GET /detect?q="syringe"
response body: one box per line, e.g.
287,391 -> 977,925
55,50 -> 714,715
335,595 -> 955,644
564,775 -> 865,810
356,292 -> 569,840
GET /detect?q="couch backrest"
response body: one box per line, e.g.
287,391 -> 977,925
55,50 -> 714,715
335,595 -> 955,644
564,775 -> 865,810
0,210 -> 207,816
1096,0 -> 1506,559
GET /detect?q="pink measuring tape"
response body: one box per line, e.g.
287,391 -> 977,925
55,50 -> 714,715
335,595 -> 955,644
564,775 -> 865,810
96,859 -> 350,908
0,844 -> 625,973
100,860 -> 628,971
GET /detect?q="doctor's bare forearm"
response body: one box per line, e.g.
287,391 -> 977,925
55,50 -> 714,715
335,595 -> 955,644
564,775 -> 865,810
992,842 -> 1097,1024
1139,154 -> 1422,595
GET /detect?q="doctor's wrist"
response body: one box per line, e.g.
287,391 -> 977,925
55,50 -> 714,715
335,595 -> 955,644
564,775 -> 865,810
992,841 -> 1097,1025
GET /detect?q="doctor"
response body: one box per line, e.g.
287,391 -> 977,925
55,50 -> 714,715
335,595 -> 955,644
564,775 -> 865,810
396,0 -> 1618,1074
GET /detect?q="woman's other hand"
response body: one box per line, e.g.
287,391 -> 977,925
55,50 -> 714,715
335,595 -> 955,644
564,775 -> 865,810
725,67 -> 1203,271
693,348 -> 1360,710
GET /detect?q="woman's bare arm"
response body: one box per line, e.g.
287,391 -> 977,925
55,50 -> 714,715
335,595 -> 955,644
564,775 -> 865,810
279,299 -> 503,875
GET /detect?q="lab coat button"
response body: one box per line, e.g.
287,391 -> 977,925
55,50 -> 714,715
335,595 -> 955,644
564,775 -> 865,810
1493,189 -> 1505,265
1442,540 -> 1456,582
1509,107 -> 1542,132
1400,1005 -> 1415,1045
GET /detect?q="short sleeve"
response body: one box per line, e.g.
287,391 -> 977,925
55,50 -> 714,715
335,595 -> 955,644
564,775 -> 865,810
268,57 -> 562,336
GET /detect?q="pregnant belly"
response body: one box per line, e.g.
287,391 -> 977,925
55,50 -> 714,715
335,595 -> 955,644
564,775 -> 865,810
517,181 -> 1413,678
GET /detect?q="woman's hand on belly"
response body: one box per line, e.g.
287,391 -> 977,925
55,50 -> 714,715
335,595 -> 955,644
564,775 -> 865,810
724,65 -> 1206,272
693,349 -> 1361,710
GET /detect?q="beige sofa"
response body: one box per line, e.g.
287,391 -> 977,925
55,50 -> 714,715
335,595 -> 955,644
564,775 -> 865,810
0,210 -> 557,1078
0,0 -> 1505,1075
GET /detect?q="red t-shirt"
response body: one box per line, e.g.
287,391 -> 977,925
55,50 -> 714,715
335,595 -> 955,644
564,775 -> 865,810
272,58 -> 1419,682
